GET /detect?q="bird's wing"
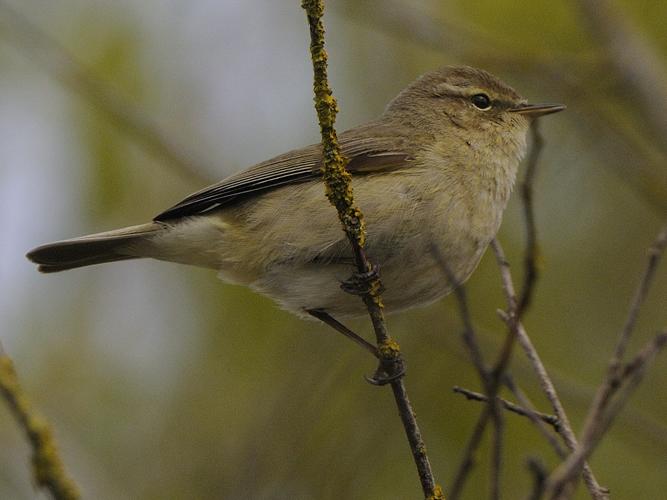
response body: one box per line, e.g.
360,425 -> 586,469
154,123 -> 414,221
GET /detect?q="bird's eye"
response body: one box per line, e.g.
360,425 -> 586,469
471,93 -> 491,110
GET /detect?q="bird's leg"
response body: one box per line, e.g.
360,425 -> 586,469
365,355 -> 406,386
337,264 -> 405,385
307,309 -> 405,386
307,309 -> 379,359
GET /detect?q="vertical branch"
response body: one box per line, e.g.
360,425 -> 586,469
0,345 -> 80,500
300,2 -> 442,498
448,120 -> 546,498
432,248 -> 505,500
518,121 -> 544,313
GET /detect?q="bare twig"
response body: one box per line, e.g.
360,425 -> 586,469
503,378 -> 568,459
0,346 -> 80,500
481,121 -> 549,498
431,246 -> 489,383
543,223 -> 667,498
491,240 -> 608,500
0,1 -> 212,185
610,224 -> 667,367
300,2 -> 441,498
544,331 -> 667,499
449,122 -> 547,498
489,404 -> 504,500
432,247 -> 507,500
527,457 -> 549,500
574,225 -> 667,452
449,407 -> 489,500
439,121 -> 547,498
453,386 -> 559,428
518,122 -> 544,314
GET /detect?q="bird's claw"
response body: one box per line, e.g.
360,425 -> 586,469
365,357 -> 405,386
340,264 -> 384,296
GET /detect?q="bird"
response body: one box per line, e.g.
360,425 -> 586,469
27,66 -> 564,319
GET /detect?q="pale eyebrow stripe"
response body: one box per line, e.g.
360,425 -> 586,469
434,82 -> 488,97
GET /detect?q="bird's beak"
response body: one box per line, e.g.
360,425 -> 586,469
509,103 -> 566,117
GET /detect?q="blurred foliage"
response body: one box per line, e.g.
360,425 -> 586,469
1,1 -> 666,499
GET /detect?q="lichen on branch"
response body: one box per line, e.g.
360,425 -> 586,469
0,353 -> 80,500
301,0 -> 367,252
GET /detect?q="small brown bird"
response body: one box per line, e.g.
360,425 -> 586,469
27,66 -> 564,318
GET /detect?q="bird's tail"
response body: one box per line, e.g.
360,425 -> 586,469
26,222 -> 163,273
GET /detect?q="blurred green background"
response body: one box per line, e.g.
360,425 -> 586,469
1,0 -> 666,498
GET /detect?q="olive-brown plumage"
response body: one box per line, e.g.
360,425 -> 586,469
27,66 -> 564,317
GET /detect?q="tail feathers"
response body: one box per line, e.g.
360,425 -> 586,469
27,222 -> 163,273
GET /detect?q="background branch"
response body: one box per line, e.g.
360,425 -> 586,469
544,331 -> 667,500
453,386 -> 559,428
448,118 -> 548,498
542,222 -> 667,498
576,0 -> 667,154
0,344 -> 80,500
492,241 -> 608,500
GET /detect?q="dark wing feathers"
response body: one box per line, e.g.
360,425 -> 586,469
154,123 -> 414,221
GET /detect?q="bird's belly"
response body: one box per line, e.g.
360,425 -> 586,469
252,229 -> 489,318
161,175 -> 503,318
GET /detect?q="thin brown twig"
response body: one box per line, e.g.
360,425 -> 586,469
442,122 -> 549,498
482,119 -> 551,498
543,223 -> 667,498
544,331 -> 667,500
572,224 -> 667,455
431,246 -> 489,383
527,457 -> 549,500
300,2 -> 441,498
489,403 -> 504,500
0,1 -> 212,186
449,407 -> 489,500
491,240 -> 608,500
450,120 -> 548,498
453,386 -> 559,428
518,121 -> 544,314
0,345 -> 80,500
503,377 -> 567,459
432,247 -> 506,500
610,224 -> 667,366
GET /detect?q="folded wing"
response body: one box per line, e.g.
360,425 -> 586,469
154,122 -> 414,221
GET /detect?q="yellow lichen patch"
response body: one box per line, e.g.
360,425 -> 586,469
378,338 -> 402,360
426,484 -> 446,500
301,0 -> 368,253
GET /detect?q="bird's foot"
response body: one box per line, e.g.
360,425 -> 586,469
365,338 -> 405,386
365,356 -> 405,386
340,264 -> 384,296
